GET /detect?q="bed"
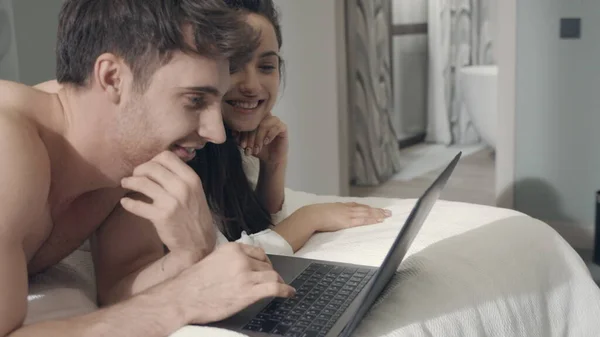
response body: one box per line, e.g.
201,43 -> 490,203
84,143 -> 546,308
25,188 -> 600,336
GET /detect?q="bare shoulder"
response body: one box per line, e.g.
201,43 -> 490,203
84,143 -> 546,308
0,102 -> 51,241
33,79 -> 62,93
0,80 -> 51,114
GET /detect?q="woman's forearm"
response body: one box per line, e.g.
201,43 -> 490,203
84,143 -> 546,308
273,206 -> 318,252
255,160 -> 287,214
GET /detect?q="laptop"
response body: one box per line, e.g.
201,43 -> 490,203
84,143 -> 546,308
210,152 -> 462,337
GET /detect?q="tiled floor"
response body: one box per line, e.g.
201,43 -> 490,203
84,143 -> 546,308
351,147 -> 496,206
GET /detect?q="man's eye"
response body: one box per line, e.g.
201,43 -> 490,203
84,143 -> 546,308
189,96 -> 206,108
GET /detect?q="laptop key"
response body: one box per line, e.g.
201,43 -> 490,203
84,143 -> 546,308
300,314 -> 317,321
286,313 -> 301,321
272,324 -> 292,335
306,309 -> 320,316
290,326 -> 306,332
322,308 -> 335,315
257,319 -> 279,333
243,324 -> 262,331
296,320 -> 311,327
297,303 -> 311,311
270,314 -> 285,322
310,303 -> 325,311
284,332 -> 303,337
301,330 -> 320,337
313,319 -> 329,326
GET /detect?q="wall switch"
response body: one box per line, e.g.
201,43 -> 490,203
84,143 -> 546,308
560,18 -> 581,39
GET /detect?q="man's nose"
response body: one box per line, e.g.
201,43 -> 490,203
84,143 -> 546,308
198,103 -> 226,144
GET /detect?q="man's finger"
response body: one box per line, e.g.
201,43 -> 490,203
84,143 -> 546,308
134,160 -> 192,202
251,282 -> 296,301
120,197 -> 160,221
133,161 -> 178,188
152,151 -> 202,187
250,270 -> 286,285
238,244 -> 271,265
121,176 -> 165,201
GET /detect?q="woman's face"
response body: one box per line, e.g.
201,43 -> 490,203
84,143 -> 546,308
222,13 -> 281,132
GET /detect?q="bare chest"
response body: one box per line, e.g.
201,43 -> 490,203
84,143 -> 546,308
26,190 -> 124,274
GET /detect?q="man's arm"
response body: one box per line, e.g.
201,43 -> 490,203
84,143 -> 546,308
0,116 -> 294,336
92,204 -> 198,306
93,151 -> 218,306
0,116 -> 178,337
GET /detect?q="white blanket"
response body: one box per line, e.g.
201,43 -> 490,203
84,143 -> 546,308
26,189 -> 600,336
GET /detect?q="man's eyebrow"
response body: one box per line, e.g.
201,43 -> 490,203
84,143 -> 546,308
259,51 -> 280,59
182,86 -> 222,97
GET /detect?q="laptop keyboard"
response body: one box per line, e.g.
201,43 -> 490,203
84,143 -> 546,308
242,263 -> 375,337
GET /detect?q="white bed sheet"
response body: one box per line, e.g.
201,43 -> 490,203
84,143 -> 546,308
24,189 -> 600,336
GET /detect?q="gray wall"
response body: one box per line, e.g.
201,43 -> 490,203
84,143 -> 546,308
12,0 -> 62,85
514,0 -> 600,247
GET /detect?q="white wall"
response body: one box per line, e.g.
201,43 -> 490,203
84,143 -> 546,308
504,0 -> 600,248
495,0 -> 516,209
272,0 -> 349,195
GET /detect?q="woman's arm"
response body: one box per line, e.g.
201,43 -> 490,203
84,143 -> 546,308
255,160 -> 287,214
271,202 -> 392,252
236,114 -> 288,214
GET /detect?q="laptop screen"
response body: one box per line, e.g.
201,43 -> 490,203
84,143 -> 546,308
340,152 -> 461,336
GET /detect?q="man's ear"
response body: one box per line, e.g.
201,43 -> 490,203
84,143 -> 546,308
93,53 -> 127,104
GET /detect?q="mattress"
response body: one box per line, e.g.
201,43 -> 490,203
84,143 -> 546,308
25,189 -> 600,336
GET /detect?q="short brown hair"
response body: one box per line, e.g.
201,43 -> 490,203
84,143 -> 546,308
56,0 -> 259,89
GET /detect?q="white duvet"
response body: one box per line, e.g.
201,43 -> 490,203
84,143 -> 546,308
26,189 -> 600,336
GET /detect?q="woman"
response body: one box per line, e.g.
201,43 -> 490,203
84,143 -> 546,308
190,0 -> 391,255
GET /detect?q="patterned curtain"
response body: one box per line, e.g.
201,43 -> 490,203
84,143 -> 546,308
347,0 -> 402,186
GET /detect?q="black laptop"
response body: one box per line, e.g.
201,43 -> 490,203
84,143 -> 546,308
210,152 -> 462,337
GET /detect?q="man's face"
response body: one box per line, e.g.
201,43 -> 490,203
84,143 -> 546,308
115,50 -> 230,170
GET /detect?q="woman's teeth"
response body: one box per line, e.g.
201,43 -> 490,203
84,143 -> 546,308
230,101 -> 260,109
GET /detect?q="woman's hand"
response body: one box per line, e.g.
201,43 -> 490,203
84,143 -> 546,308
301,202 -> 392,232
234,114 -> 288,165
119,151 -> 216,261
273,202 -> 392,252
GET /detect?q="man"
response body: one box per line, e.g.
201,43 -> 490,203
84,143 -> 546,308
0,1 -> 294,336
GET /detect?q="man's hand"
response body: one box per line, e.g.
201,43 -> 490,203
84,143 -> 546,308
174,242 -> 296,324
120,151 -> 215,260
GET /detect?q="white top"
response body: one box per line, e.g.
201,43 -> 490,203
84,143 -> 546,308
213,151 -> 293,256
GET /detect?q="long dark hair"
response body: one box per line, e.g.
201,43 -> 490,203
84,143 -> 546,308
189,0 -> 283,241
